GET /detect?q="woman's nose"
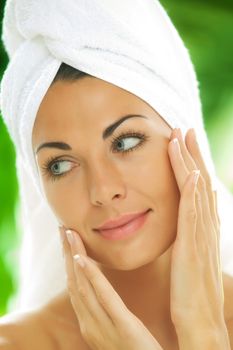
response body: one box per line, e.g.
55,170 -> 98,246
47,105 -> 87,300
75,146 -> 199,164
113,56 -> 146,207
87,161 -> 127,206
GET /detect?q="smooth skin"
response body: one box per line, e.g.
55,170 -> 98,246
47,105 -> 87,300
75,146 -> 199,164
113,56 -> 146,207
1,77 -> 233,350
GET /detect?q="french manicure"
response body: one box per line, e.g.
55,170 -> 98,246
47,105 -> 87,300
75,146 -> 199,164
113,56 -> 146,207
171,137 -> 179,150
66,229 -> 74,245
73,254 -> 85,268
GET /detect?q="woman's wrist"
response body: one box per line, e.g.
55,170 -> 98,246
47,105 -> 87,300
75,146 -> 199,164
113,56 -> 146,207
175,319 -> 231,350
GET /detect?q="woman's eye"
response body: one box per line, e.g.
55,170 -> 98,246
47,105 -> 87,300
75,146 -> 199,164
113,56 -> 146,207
50,160 -> 73,175
113,137 -> 140,152
41,158 -> 74,182
41,130 -> 149,182
111,130 -> 149,154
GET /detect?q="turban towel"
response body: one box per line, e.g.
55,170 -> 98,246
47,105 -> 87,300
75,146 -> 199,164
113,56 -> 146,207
1,0 -> 233,310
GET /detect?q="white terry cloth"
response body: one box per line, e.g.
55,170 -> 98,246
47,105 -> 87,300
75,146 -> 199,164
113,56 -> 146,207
0,0 -> 233,310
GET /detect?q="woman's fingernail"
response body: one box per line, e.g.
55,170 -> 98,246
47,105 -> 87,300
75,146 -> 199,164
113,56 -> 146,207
73,254 -> 85,268
171,137 -> 179,151
66,229 -> 74,245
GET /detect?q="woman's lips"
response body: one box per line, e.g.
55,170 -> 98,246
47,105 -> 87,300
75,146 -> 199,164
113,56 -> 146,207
95,209 -> 151,240
95,209 -> 150,230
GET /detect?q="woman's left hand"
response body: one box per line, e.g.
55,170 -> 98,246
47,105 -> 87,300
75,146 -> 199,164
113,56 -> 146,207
168,128 -> 228,339
59,226 -> 163,350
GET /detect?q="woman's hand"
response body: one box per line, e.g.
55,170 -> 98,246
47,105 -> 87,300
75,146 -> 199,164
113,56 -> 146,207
168,128 -> 230,348
59,226 -> 163,350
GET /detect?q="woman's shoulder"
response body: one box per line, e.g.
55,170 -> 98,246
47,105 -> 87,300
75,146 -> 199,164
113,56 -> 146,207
0,291 -> 88,350
39,291 -> 89,349
0,308 -> 55,350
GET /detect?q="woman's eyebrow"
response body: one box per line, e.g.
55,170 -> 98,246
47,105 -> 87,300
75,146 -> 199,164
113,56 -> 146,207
35,114 -> 148,154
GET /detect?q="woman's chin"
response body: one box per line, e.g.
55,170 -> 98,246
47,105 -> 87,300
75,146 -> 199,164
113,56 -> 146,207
93,252 -> 161,272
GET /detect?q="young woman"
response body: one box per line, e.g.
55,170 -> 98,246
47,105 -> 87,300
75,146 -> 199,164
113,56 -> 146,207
0,1 -> 233,349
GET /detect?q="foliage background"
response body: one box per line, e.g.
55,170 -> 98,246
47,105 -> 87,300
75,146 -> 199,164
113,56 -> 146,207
0,0 -> 233,316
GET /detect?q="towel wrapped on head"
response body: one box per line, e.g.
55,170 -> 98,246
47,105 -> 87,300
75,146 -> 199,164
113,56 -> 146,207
1,0 -> 233,310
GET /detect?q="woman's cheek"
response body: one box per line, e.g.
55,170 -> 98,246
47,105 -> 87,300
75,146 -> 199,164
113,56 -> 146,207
138,145 -> 180,237
155,151 -> 180,244
41,181 -> 74,225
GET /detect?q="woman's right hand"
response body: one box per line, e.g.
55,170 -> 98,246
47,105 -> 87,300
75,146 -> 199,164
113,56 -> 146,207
59,226 -> 163,350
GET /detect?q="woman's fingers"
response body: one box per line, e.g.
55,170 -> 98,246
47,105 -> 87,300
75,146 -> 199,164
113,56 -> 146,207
73,252 -> 133,328
66,229 -> 87,256
63,229 -> 112,328
60,228 -> 91,319
185,129 -> 218,230
59,226 -> 106,340
168,129 -> 219,261
168,137 -> 189,191
176,170 -> 200,247
171,128 -> 213,230
171,128 -> 217,229
185,129 -> 213,189
69,230 -> 132,327
184,129 -> 220,266
169,130 -> 224,327
168,136 -> 204,254
170,130 -> 205,229
171,128 -> 198,171
59,228 -> 164,350
60,226 -> 133,335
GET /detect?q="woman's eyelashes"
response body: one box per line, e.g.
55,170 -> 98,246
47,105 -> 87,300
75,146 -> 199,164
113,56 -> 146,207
41,155 -> 74,182
110,128 -> 150,155
41,128 -> 150,182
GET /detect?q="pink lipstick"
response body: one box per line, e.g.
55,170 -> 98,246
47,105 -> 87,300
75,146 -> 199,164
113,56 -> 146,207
94,209 -> 151,240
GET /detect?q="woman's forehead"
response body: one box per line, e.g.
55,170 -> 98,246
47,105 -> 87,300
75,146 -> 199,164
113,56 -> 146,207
34,82 -> 139,127
33,77 -> 172,145
42,77 -> 149,110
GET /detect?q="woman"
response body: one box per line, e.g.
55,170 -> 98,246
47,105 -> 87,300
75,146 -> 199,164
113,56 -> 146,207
0,1 -> 233,349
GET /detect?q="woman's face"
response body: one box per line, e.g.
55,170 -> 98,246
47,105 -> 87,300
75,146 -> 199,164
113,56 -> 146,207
32,77 -> 180,270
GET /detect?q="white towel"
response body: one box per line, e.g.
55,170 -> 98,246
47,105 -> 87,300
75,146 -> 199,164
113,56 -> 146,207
1,0 -> 233,310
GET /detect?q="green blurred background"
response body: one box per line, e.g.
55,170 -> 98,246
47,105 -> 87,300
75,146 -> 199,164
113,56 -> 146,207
0,0 -> 233,316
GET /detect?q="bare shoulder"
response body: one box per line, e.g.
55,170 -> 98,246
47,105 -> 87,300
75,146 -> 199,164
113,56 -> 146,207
39,291 -> 89,349
0,308 -> 56,350
0,291 -> 88,350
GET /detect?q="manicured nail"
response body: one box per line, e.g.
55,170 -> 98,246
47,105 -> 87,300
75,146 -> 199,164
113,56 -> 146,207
66,229 -> 74,245
73,254 -> 85,268
171,137 -> 179,150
